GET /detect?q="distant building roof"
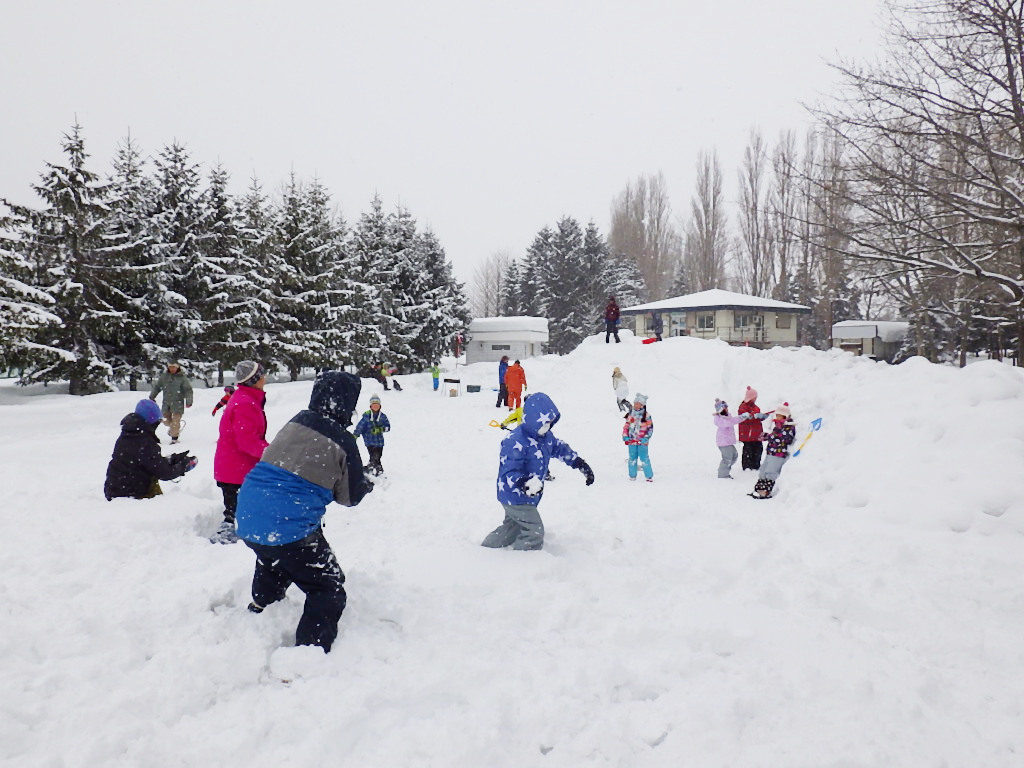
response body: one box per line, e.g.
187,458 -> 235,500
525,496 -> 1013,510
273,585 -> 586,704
621,289 -> 811,314
832,320 -> 908,343
468,316 -> 549,341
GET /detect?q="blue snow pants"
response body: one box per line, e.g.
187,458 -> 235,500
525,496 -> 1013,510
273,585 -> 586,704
628,443 -> 653,479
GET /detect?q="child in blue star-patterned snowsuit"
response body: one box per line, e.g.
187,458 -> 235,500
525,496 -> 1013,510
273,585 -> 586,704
481,392 -> 595,551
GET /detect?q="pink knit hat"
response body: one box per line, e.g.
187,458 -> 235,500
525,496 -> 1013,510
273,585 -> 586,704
743,386 -> 757,403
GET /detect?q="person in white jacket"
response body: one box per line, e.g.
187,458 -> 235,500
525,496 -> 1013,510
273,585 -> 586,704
612,367 -> 630,412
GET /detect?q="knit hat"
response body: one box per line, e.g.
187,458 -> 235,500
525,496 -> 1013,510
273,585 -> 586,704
134,399 -> 162,424
613,367 -> 621,375
235,360 -> 264,386
743,386 -> 757,403
633,393 -> 648,406
369,394 -> 382,405
774,402 -> 791,420
714,398 -> 728,414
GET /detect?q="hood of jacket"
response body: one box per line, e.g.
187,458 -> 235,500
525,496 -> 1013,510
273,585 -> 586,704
520,392 -> 560,438
120,412 -> 157,436
309,370 -> 360,427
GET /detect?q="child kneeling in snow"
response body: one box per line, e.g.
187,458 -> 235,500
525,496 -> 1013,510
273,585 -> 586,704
751,403 -> 796,498
482,392 -> 594,551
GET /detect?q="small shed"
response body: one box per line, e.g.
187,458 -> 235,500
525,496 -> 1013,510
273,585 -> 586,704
831,320 -> 908,362
621,289 -> 811,348
465,316 -> 549,365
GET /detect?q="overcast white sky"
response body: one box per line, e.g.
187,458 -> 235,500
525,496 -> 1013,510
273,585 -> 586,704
0,0 -> 883,282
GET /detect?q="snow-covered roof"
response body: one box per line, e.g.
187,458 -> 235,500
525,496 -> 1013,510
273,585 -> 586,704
621,289 -> 811,314
469,316 -> 549,334
832,320 -> 909,343
468,316 -> 549,341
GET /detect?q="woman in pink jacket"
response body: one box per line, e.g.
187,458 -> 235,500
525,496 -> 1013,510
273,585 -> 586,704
212,361 -> 269,543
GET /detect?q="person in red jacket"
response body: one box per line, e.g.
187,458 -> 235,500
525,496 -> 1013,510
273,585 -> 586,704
504,360 -> 527,411
737,386 -> 770,471
212,361 -> 269,543
604,296 -> 621,343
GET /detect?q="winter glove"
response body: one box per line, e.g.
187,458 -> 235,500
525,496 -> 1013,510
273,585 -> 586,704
184,456 -> 198,473
755,412 -> 770,420
571,457 -> 595,486
516,475 -> 543,497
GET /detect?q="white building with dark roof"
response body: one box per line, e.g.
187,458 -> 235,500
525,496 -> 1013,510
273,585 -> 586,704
620,289 -> 811,348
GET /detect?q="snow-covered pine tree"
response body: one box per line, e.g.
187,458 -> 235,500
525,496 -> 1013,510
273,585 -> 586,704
236,176 -> 279,369
341,196 -> 392,372
581,221 -> 618,334
380,205 -> 424,370
198,164 -> 264,383
268,175 -> 342,379
3,124 -> 124,394
104,134 -> 159,388
602,251 -> 645,310
538,217 -> 590,354
519,227 -> 553,317
499,260 -> 524,316
148,141 -> 214,377
0,205 -> 60,373
410,228 -> 470,364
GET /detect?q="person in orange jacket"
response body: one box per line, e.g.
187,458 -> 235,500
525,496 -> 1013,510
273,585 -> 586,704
504,360 -> 527,411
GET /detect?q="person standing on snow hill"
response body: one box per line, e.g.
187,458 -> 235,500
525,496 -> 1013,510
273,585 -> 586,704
604,296 -> 621,343
353,394 -> 391,476
504,359 -> 527,411
211,361 -> 269,544
623,393 -> 655,481
429,362 -> 441,392
496,355 -> 510,408
148,361 -> 193,444
104,399 -> 198,500
612,366 -> 630,412
235,371 -> 373,654
481,392 -> 595,551
649,311 -> 664,341
713,399 -> 759,479
751,403 -> 797,499
738,386 -> 770,471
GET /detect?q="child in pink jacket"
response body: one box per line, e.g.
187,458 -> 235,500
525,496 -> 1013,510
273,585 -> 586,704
212,361 -> 269,543
713,398 -> 758,479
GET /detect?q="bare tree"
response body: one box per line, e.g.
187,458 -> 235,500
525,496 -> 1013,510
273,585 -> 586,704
769,130 -> 800,301
684,150 -> 729,291
608,172 -> 682,301
469,249 -> 512,318
816,0 -> 1024,364
735,128 -> 775,296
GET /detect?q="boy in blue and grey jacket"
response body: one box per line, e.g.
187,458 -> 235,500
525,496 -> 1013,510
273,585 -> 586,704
353,394 -> 391,476
236,371 -> 373,653
481,392 -> 595,551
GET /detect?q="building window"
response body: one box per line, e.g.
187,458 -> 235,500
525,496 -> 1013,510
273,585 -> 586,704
491,344 -> 511,350
734,314 -> 763,330
697,313 -> 714,330
776,314 -> 792,329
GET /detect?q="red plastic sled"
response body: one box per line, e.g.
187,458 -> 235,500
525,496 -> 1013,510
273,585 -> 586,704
641,337 -> 659,345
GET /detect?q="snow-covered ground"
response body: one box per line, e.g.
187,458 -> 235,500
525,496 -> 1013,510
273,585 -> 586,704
3,334 -> 1023,767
